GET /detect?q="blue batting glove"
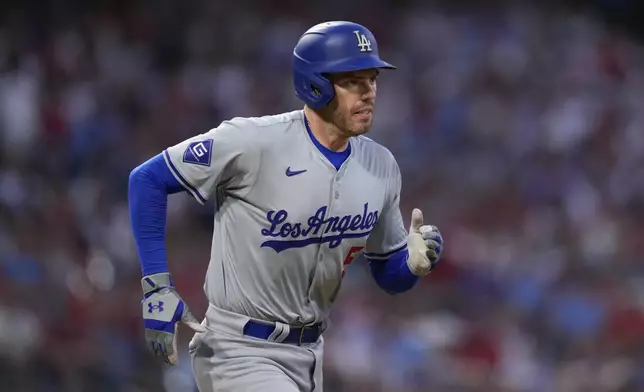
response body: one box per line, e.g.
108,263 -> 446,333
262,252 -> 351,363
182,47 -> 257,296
141,272 -> 206,365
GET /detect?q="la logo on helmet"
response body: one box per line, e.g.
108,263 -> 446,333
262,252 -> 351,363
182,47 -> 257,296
353,30 -> 372,52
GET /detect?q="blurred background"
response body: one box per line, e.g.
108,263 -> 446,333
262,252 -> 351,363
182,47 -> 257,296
1,0 -> 644,391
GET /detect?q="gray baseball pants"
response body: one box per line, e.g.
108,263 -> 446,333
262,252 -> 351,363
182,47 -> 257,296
189,304 -> 324,392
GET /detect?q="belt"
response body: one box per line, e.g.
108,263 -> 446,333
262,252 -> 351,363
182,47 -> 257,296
242,320 -> 323,345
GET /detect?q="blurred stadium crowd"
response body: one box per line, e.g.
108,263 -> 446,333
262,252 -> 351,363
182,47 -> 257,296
1,0 -> 644,391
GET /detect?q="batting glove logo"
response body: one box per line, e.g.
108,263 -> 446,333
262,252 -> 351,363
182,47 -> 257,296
148,301 -> 164,313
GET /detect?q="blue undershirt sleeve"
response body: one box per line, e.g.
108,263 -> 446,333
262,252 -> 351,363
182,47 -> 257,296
128,153 -> 186,276
368,248 -> 420,295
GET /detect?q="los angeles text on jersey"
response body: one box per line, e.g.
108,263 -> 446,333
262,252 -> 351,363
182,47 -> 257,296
260,203 -> 378,253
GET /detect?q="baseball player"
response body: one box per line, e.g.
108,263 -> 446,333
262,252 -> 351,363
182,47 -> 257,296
128,21 -> 444,391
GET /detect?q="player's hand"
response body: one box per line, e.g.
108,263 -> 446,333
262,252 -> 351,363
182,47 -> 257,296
406,208 -> 443,276
141,272 -> 206,365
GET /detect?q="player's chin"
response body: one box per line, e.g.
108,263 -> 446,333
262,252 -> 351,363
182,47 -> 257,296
349,118 -> 373,135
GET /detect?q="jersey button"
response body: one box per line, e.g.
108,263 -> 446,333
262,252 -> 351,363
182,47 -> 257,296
334,191 -> 340,199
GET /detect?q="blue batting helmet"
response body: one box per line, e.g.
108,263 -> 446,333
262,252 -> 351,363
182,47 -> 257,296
293,21 -> 396,109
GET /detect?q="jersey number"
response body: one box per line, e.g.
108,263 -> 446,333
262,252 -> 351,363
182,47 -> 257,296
342,246 -> 364,278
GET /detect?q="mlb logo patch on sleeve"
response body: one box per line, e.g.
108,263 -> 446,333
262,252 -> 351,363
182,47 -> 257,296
183,140 -> 213,166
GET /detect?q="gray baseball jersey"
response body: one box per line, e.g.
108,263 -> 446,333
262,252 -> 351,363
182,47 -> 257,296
163,109 -> 407,325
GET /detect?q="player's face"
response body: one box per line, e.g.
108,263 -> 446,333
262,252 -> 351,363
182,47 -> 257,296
327,69 -> 379,137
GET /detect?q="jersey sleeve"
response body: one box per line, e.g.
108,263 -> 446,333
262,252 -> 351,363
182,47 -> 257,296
163,119 -> 259,204
364,158 -> 408,260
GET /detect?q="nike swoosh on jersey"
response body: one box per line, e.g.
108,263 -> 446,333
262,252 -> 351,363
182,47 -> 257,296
285,167 -> 307,177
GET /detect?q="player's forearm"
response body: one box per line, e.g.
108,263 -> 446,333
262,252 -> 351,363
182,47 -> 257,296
368,249 -> 419,295
128,153 -> 185,276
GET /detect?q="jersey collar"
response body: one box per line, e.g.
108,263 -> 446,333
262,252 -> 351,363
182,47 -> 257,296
300,110 -> 354,173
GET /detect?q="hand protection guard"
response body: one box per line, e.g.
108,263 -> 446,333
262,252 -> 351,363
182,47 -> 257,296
141,272 -> 206,365
406,208 -> 444,276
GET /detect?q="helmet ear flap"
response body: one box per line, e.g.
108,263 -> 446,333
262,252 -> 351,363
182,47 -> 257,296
293,64 -> 335,109
307,73 -> 335,108
312,72 -> 330,96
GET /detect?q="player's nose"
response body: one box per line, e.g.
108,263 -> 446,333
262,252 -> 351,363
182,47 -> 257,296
356,78 -> 376,98
361,84 -> 376,101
